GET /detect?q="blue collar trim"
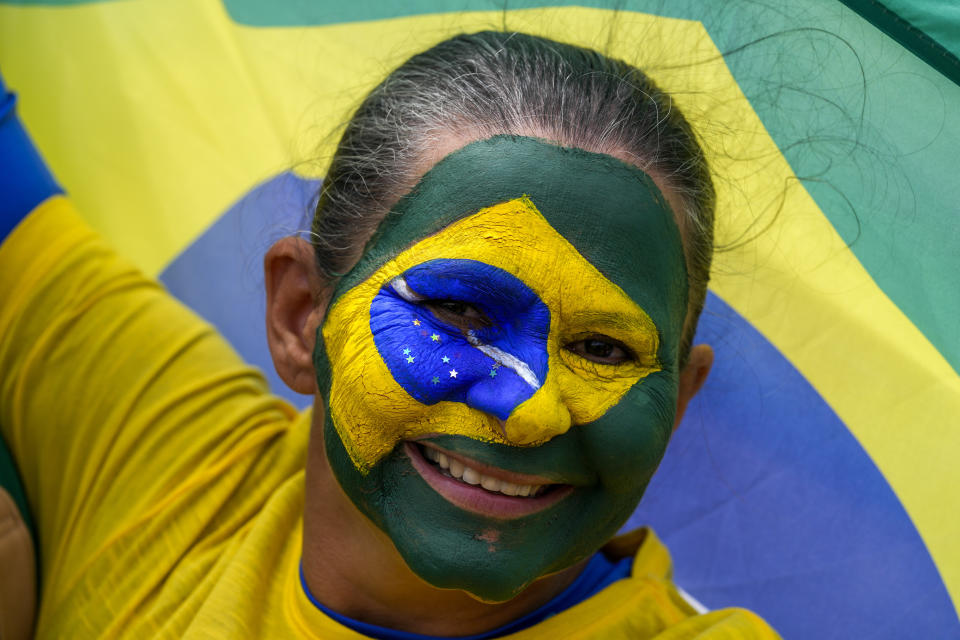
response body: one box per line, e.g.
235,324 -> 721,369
299,552 -> 631,639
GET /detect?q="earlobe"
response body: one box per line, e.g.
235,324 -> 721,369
673,344 -> 714,430
264,237 -> 331,395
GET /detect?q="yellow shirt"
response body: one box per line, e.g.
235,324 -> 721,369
0,196 -> 780,639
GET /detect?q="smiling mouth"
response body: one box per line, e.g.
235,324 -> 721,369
420,444 -> 550,497
405,442 -> 573,519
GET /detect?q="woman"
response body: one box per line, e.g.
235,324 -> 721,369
0,31 -> 779,638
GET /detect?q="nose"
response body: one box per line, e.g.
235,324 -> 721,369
462,364 -> 571,444
501,374 -> 572,444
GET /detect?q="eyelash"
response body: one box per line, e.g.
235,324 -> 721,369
420,297 -> 635,367
422,299 -> 492,330
564,336 -> 636,366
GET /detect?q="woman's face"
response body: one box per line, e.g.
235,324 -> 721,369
313,136 -> 689,601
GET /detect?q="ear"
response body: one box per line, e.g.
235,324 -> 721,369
264,237 -> 332,395
674,344 -> 713,430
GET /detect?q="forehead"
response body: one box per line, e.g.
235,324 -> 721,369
337,136 -> 688,349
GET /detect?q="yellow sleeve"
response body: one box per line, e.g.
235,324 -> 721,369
0,196 -> 297,609
653,608 -> 782,639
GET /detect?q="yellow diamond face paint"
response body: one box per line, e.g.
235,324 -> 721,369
322,196 -> 662,473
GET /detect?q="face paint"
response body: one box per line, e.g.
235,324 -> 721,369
322,196 -> 664,472
314,136 -> 688,601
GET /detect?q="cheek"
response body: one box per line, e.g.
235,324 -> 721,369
579,373 -> 678,492
316,284 -> 430,472
316,313 -> 418,471
319,294 -> 511,474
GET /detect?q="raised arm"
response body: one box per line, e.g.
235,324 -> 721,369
0,71 -> 62,640
0,74 -> 301,636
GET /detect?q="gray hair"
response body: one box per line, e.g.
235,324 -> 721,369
311,31 -> 715,365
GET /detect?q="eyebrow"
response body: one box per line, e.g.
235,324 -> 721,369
568,310 -> 655,334
401,259 -> 536,306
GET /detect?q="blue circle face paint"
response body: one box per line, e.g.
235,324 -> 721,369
371,259 -> 550,421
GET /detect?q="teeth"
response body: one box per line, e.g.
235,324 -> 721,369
461,467 -> 481,485
420,446 -> 548,498
480,475 -> 500,492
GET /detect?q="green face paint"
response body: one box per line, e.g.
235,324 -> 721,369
313,135 -> 688,601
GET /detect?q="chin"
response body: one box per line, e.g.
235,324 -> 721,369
323,417 -> 641,603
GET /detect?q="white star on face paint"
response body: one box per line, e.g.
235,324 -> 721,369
449,369 -> 458,378
441,356 -> 450,363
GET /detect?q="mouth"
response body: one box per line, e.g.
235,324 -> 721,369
404,441 -> 573,519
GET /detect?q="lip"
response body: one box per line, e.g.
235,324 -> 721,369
404,441 -> 574,520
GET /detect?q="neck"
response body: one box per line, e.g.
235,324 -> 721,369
301,398 -> 586,637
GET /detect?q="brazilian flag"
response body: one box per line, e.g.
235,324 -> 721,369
1,1 -> 957,637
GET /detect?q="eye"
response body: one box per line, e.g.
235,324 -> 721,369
423,299 -> 492,330
565,336 -> 635,365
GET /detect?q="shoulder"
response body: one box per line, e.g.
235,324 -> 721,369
651,608 -> 782,639
511,528 -> 782,639
611,528 -> 782,639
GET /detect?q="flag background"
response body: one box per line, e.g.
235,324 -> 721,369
1,1 -> 958,637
